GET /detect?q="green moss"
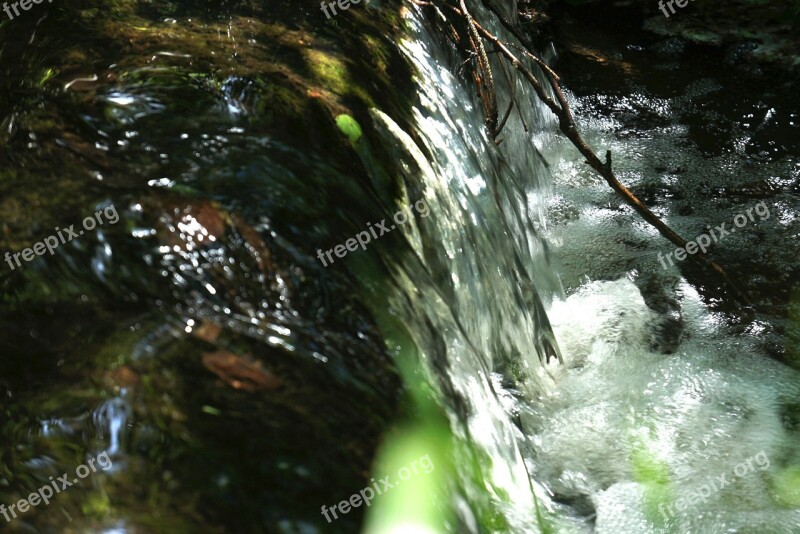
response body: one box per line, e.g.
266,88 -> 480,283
258,80 -> 306,123
305,48 -> 349,94
304,47 -> 374,105
362,34 -> 391,75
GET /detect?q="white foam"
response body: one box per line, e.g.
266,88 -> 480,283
529,278 -> 800,531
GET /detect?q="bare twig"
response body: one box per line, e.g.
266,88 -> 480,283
494,52 -> 516,141
458,0 -> 499,134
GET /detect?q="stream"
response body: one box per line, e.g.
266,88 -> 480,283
0,0 -> 798,532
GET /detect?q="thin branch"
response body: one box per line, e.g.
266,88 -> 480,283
494,52 -> 516,141
458,0 -> 499,134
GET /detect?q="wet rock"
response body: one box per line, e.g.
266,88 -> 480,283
0,0 -> 412,530
651,37 -> 686,60
724,42 -> 760,66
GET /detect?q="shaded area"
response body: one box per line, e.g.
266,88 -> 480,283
0,0 -> 418,530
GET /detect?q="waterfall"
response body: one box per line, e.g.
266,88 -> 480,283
361,2 -> 800,532
363,3 -> 567,531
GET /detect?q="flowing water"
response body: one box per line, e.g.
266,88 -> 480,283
375,2 -> 800,532
1,0 -> 798,532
